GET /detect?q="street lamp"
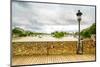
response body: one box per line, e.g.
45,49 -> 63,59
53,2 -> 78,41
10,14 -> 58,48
76,10 -> 83,54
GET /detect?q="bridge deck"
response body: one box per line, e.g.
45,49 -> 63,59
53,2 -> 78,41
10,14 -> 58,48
12,54 -> 95,66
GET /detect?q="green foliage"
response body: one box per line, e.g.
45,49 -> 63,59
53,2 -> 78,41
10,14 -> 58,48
80,29 -> 91,38
12,27 -> 26,37
89,23 -> 96,34
12,27 -> 46,37
12,27 -> 24,34
51,31 -> 67,38
80,23 -> 96,38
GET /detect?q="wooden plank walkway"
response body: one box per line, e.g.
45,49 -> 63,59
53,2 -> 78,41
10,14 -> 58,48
12,54 -> 95,66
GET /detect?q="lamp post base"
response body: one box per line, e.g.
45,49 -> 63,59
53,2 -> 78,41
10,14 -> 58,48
76,42 -> 83,55
76,51 -> 83,55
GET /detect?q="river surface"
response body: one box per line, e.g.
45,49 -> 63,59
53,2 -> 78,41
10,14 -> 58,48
13,35 -> 78,42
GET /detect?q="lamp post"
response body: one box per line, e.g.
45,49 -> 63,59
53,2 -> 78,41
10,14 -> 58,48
76,10 -> 83,54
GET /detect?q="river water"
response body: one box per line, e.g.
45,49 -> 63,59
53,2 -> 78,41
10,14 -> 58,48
13,35 -> 78,42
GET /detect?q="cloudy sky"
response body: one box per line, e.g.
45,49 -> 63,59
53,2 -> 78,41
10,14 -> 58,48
12,0 -> 95,33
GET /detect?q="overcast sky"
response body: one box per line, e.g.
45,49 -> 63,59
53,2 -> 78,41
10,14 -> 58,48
12,1 -> 95,33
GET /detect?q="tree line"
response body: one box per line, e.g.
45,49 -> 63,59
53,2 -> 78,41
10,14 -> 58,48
12,23 -> 96,38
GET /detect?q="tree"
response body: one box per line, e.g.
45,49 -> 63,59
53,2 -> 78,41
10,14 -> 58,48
12,27 -> 24,34
12,27 -> 27,37
51,31 -> 67,38
89,23 -> 96,34
80,23 -> 96,38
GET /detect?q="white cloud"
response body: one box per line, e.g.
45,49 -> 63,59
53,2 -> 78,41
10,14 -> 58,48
12,1 -> 95,33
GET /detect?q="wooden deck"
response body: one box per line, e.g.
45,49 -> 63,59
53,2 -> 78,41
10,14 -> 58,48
12,54 -> 95,66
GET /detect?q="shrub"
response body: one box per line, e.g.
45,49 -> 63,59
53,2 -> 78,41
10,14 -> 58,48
51,31 -> 66,38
